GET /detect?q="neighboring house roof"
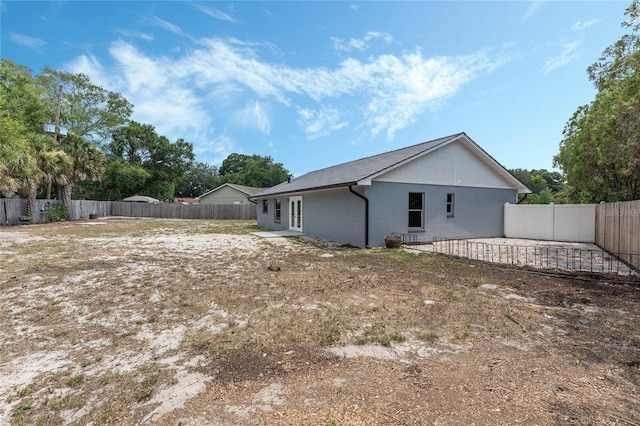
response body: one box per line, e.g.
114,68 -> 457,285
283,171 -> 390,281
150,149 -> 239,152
251,133 -> 531,198
122,195 -> 160,204
197,183 -> 264,200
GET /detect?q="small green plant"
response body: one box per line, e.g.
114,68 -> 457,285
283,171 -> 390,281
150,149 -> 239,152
135,375 -> 158,402
12,402 -> 32,418
66,374 -> 84,387
389,331 -> 406,343
42,202 -> 68,222
454,330 -> 470,340
46,394 -> 70,410
100,373 -> 116,385
355,324 -> 405,347
418,331 -> 439,343
16,384 -> 32,398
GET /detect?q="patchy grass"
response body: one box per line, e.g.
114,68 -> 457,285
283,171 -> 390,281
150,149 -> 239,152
1,219 -> 639,425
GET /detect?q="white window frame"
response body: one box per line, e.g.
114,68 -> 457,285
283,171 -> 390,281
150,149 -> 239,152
446,193 -> 455,217
408,192 -> 424,230
274,199 -> 281,223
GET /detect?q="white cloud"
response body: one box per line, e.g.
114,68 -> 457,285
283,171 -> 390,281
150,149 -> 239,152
193,132 -> 237,164
522,0 -> 546,22
150,16 -> 183,35
116,29 -> 154,42
332,31 -> 393,52
297,106 -> 348,140
9,32 -> 46,50
66,54 -> 110,87
544,41 -> 580,74
571,20 -> 599,31
232,101 -> 271,135
64,36 -> 500,159
67,41 -> 211,153
193,4 -> 238,23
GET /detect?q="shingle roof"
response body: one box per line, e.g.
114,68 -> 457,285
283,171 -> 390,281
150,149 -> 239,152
251,132 -> 530,198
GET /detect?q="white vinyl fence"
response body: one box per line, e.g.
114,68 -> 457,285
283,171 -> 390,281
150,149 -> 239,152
504,203 -> 596,243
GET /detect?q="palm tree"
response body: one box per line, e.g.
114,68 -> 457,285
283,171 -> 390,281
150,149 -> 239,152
22,132 -> 73,218
28,133 -> 72,199
0,140 -> 38,199
58,133 -> 105,216
0,117 -> 39,205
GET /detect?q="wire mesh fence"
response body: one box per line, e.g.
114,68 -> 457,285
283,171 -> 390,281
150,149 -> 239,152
419,237 -> 638,277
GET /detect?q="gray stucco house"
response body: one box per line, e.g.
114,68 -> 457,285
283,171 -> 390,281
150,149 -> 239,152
197,183 -> 263,205
250,133 -> 530,248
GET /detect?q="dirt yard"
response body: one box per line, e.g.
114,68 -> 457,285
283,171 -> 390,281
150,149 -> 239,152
1,219 -> 639,425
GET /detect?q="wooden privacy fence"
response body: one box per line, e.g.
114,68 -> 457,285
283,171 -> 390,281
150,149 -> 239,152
0,199 -> 256,225
110,202 -> 256,220
596,200 -> 640,271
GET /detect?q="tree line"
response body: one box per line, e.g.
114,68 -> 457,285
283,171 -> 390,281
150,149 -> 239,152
0,60 -> 290,218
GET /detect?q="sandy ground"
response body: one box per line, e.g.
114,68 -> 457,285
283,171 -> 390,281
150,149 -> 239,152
1,219 -> 639,425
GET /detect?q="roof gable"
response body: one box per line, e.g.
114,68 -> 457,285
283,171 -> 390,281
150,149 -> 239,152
252,133 -> 530,198
373,136 -> 527,190
197,183 -> 264,199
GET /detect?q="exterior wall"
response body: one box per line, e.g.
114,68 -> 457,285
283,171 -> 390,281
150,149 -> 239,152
257,184 -> 515,248
366,182 -> 517,247
256,197 -> 289,231
375,141 -> 515,190
301,188 -> 366,248
256,188 -> 366,247
199,186 -> 251,205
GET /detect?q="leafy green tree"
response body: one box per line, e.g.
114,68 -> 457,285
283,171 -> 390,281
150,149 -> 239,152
0,59 -> 49,133
36,67 -> 133,142
0,61 -> 43,206
101,158 -> 151,200
106,122 -> 195,200
554,0 -> 640,202
219,153 -> 290,188
175,161 -> 221,198
509,168 -> 566,204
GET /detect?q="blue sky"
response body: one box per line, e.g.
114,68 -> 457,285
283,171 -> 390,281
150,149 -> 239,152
1,1 -> 630,177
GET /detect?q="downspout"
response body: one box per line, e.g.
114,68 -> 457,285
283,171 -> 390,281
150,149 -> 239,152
349,185 -> 369,248
518,193 -> 528,204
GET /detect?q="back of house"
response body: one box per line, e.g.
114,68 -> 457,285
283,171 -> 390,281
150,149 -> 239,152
251,133 -> 530,248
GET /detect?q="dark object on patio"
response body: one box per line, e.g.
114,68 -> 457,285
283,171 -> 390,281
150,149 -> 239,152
384,235 -> 402,248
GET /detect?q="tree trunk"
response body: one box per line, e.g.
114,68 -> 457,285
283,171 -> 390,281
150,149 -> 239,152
60,183 -> 73,219
45,177 -> 53,200
26,186 -> 37,220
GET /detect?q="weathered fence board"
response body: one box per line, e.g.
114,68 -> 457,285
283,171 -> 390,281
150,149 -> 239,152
596,200 -> 640,271
0,199 -> 256,225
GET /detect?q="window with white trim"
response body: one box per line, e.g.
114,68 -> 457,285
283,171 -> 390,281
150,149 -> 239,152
262,200 -> 268,214
408,192 -> 424,229
446,193 -> 455,217
274,199 -> 281,222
